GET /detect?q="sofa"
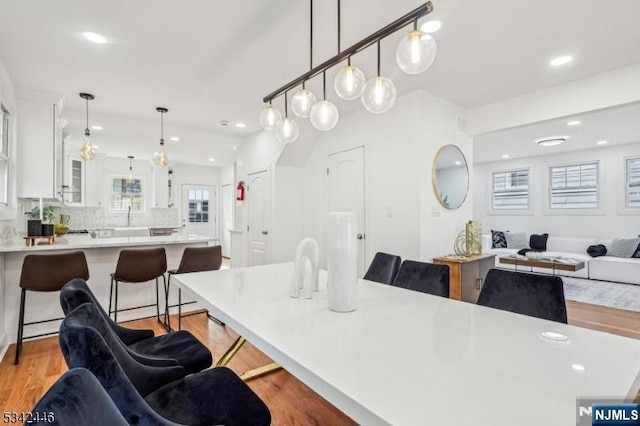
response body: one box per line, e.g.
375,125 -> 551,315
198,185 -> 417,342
481,234 -> 640,285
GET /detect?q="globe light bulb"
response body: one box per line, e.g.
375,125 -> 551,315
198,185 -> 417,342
79,135 -> 96,161
274,117 -> 299,143
291,89 -> 317,118
396,30 -> 437,75
361,76 -> 397,114
155,151 -> 169,166
310,100 -> 339,131
259,105 -> 282,131
334,65 -> 366,100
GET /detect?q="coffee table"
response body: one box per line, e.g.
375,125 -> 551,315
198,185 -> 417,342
499,255 -> 585,273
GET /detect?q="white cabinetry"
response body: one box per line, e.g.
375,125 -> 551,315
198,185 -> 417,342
17,91 -> 64,199
62,155 -> 85,205
84,157 -> 105,207
153,165 -> 169,208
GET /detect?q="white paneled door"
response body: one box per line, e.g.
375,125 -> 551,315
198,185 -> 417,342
221,184 -> 233,258
247,170 -> 270,266
181,184 -> 217,238
328,147 -> 366,277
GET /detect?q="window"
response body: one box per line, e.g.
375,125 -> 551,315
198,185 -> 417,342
110,176 -> 144,212
627,158 -> 640,208
491,169 -> 529,210
549,162 -> 598,209
188,189 -> 210,223
0,104 -> 9,206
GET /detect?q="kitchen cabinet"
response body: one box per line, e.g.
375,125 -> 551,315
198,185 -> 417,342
433,254 -> 496,303
152,164 -> 169,208
84,157 -> 105,207
17,91 -> 65,199
63,155 -> 85,205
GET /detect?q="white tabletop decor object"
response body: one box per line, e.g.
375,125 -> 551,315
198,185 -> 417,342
326,212 -> 357,312
290,237 -> 320,299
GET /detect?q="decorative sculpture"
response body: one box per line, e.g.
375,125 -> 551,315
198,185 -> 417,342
290,238 -> 320,299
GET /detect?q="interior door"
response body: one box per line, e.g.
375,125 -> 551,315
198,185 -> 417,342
328,147 -> 366,276
221,183 -> 233,258
247,170 -> 270,266
181,184 -> 217,238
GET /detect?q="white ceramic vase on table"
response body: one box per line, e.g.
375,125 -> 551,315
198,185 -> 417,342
326,212 -> 358,313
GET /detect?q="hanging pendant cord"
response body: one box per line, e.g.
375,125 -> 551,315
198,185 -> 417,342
85,98 -> 90,136
160,111 -> 164,146
284,91 -> 288,117
337,0 -> 341,54
377,40 -> 381,75
323,71 -> 327,100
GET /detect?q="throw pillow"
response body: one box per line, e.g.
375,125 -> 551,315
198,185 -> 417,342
504,232 -> 528,250
529,233 -> 549,251
587,244 -> 607,257
491,230 -> 507,249
607,237 -> 640,258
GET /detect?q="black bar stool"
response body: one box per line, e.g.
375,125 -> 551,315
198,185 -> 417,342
16,251 -> 89,364
108,247 -> 167,326
166,245 -> 222,330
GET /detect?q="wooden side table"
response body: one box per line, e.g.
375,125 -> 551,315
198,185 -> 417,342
433,253 -> 496,303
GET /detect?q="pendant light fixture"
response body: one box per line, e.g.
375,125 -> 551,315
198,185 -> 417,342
310,71 -> 339,131
155,107 -> 169,166
291,0 -> 317,118
361,40 -> 397,114
261,2 -> 435,135
127,155 -> 134,184
274,92 -> 299,143
259,101 -> 282,131
79,92 -> 96,161
334,0 -> 366,100
396,20 -> 437,75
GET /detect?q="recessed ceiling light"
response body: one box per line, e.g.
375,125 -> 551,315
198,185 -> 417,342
235,122 -> 246,128
153,152 -> 159,156
567,120 -> 581,126
572,364 -> 585,372
501,154 -> 510,159
454,161 -> 461,165
208,158 -> 216,162
596,140 -> 608,145
82,31 -> 107,44
170,136 -> 180,142
420,20 -> 442,33
91,125 -> 103,130
537,137 -> 566,147
549,55 -> 573,67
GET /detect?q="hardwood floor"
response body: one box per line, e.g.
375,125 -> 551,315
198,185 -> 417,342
1,300 -> 640,424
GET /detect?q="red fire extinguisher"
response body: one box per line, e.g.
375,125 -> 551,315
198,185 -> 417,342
236,181 -> 245,201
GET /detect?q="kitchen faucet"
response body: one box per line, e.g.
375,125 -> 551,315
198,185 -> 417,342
127,205 -> 131,227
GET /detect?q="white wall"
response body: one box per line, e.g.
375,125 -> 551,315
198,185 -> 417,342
473,141 -> 640,238
0,56 -> 17,359
300,89 -> 472,268
271,165 -> 303,263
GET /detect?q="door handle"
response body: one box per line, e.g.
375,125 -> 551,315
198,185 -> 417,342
357,233 -> 364,240
262,230 -> 268,235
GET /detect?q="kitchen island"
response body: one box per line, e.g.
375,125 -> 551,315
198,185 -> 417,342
0,233 -> 213,358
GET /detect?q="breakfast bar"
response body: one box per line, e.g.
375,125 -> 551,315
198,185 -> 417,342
0,233 -> 212,354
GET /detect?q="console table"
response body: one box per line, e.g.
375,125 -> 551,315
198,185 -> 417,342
433,253 -> 496,303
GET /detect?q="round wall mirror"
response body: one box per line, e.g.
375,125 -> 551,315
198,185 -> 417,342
432,145 -> 469,209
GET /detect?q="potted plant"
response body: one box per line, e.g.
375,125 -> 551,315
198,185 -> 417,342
25,205 -> 56,236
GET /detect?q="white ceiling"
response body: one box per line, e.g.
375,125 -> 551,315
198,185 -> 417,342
1,0 -> 640,165
473,102 -> 640,164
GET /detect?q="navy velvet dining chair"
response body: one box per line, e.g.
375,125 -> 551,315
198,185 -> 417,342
29,368 -> 129,426
477,269 -> 568,323
363,252 -> 402,285
59,303 -> 271,426
393,260 -> 450,297
60,278 -> 212,374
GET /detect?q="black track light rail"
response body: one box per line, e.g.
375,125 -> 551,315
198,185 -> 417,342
262,1 -> 433,103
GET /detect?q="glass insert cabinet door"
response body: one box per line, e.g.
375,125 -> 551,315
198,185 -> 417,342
110,176 -> 145,212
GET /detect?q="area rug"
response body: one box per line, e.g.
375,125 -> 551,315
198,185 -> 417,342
562,276 -> 640,312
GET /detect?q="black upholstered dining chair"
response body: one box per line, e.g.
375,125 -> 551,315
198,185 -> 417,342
29,368 -> 129,426
59,303 -> 271,426
363,252 -> 402,285
60,278 -> 212,375
393,260 -> 450,297
477,269 -> 568,323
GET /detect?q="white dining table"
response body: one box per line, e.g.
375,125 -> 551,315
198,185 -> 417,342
172,262 -> 640,426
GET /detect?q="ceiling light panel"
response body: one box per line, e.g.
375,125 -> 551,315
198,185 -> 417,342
82,31 -> 107,44
549,55 -> 573,67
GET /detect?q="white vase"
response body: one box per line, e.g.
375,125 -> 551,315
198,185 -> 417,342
326,212 -> 357,312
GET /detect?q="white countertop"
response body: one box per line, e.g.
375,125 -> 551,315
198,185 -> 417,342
0,234 -> 212,253
174,263 -> 640,426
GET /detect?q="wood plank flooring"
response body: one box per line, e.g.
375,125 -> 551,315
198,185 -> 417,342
1,300 -> 639,424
